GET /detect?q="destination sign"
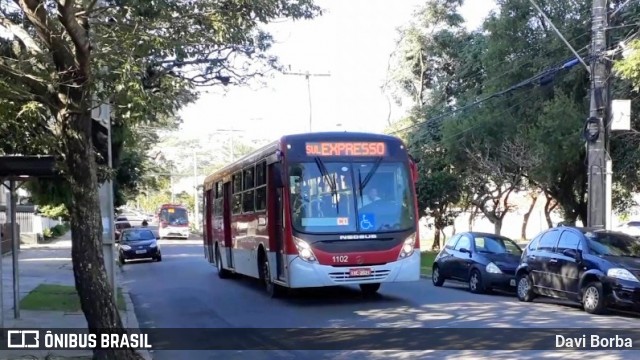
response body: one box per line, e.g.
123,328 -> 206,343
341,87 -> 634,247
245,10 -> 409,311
305,142 -> 387,157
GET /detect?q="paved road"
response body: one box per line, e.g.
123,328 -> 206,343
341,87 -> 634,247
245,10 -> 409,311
122,241 -> 640,360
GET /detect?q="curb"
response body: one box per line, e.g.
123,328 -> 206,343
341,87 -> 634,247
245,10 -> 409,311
118,275 -> 152,360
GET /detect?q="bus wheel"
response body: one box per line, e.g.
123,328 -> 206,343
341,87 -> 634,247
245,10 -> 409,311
359,283 -> 381,296
260,253 -> 283,298
216,247 -> 230,279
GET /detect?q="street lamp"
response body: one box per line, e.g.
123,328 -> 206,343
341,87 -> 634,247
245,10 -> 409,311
213,128 -> 244,162
283,70 -> 331,132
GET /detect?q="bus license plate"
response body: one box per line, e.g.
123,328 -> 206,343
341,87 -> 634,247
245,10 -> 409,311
135,250 -> 146,254
350,268 -> 371,277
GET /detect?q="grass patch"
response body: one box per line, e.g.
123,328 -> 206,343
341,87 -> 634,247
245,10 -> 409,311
20,284 -> 126,312
420,251 -> 438,277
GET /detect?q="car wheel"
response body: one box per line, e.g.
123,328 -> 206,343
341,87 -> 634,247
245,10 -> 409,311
516,272 -> 535,302
118,253 -> 125,266
582,282 -> 607,315
432,265 -> 445,287
155,254 -> 162,262
468,269 -> 485,294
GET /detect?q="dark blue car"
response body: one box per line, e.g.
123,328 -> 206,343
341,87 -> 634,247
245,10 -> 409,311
432,232 -> 523,294
515,226 -> 640,315
118,228 -> 162,264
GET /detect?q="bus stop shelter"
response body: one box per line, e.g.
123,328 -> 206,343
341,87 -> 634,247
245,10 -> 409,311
0,155 -> 57,329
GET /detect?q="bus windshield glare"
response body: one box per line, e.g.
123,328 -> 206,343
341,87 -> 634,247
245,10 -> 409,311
288,161 -> 415,234
160,207 -> 189,226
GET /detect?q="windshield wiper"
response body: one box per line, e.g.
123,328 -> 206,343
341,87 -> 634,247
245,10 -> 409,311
314,156 -> 338,202
358,157 -> 383,196
358,169 -> 363,203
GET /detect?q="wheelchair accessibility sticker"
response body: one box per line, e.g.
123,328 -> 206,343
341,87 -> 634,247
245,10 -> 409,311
360,213 -> 375,230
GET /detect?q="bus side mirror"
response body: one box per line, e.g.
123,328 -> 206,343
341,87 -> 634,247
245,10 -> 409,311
272,163 -> 285,188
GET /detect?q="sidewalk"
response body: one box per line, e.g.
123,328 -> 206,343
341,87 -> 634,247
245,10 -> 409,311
1,237 -> 151,360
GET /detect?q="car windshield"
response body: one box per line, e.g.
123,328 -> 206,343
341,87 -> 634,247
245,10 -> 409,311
288,161 -> 415,234
122,230 -> 155,242
586,231 -> 640,257
160,208 -> 188,226
474,236 -> 522,255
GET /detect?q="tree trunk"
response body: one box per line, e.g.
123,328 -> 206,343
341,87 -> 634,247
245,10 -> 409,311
468,207 -> 478,231
521,194 -> 538,240
494,218 -> 503,235
544,194 -> 557,228
62,110 -> 144,360
432,226 -> 441,250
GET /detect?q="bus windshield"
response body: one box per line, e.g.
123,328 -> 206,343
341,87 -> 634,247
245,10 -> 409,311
288,161 -> 415,234
160,207 -> 189,226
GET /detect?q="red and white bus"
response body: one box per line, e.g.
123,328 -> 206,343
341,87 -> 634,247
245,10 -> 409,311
202,132 -> 421,296
157,204 -> 190,239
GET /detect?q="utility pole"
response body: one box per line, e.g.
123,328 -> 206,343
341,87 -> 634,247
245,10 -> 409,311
193,149 -> 199,231
93,77 -> 117,305
283,70 -> 331,132
214,128 -> 243,162
170,174 -> 175,203
586,0 -> 610,229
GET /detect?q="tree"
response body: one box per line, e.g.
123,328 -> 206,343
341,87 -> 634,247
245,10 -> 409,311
386,0 -> 483,244
392,0 -> 640,234
0,1 -> 321,359
408,135 -> 463,250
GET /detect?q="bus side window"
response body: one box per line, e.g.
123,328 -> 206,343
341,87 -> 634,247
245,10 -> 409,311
255,161 -> 267,212
232,173 -> 242,214
242,166 -> 255,213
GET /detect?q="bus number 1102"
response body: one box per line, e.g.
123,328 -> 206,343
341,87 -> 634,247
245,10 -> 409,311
332,256 -> 349,263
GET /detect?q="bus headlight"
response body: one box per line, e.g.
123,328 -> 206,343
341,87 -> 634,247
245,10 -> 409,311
293,237 -> 317,263
398,233 -> 416,259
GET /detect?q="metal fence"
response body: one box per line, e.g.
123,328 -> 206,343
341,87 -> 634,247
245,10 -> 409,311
0,211 -> 62,234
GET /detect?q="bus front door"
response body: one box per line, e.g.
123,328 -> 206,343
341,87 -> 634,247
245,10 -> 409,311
270,163 -> 285,281
223,181 -> 234,269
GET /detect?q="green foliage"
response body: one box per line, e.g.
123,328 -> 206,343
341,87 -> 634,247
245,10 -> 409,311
43,223 -> 70,239
389,0 -> 640,227
614,40 -> 640,89
37,204 -> 70,221
0,0 -> 322,213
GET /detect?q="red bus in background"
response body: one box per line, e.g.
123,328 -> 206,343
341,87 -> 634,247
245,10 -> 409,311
202,132 -> 421,297
158,204 -> 190,239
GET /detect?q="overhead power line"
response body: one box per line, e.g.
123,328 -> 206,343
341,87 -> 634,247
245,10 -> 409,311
391,54 -> 591,135
528,0 -> 590,72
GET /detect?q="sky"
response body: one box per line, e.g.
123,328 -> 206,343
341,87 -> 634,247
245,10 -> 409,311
176,0 -> 498,142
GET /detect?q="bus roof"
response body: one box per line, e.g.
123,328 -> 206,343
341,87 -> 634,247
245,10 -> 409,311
203,131 -> 406,187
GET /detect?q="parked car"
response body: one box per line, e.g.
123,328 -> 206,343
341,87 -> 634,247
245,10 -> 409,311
615,221 -> 640,238
118,228 -> 162,265
432,232 -> 523,294
114,221 -> 132,242
515,226 -> 640,315
115,211 -> 146,227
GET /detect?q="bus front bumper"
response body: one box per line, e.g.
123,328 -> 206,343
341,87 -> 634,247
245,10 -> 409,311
286,251 -> 421,288
159,227 -> 190,238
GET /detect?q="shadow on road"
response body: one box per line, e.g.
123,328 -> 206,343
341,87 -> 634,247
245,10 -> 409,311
220,271 -> 410,307
439,280 -> 640,320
